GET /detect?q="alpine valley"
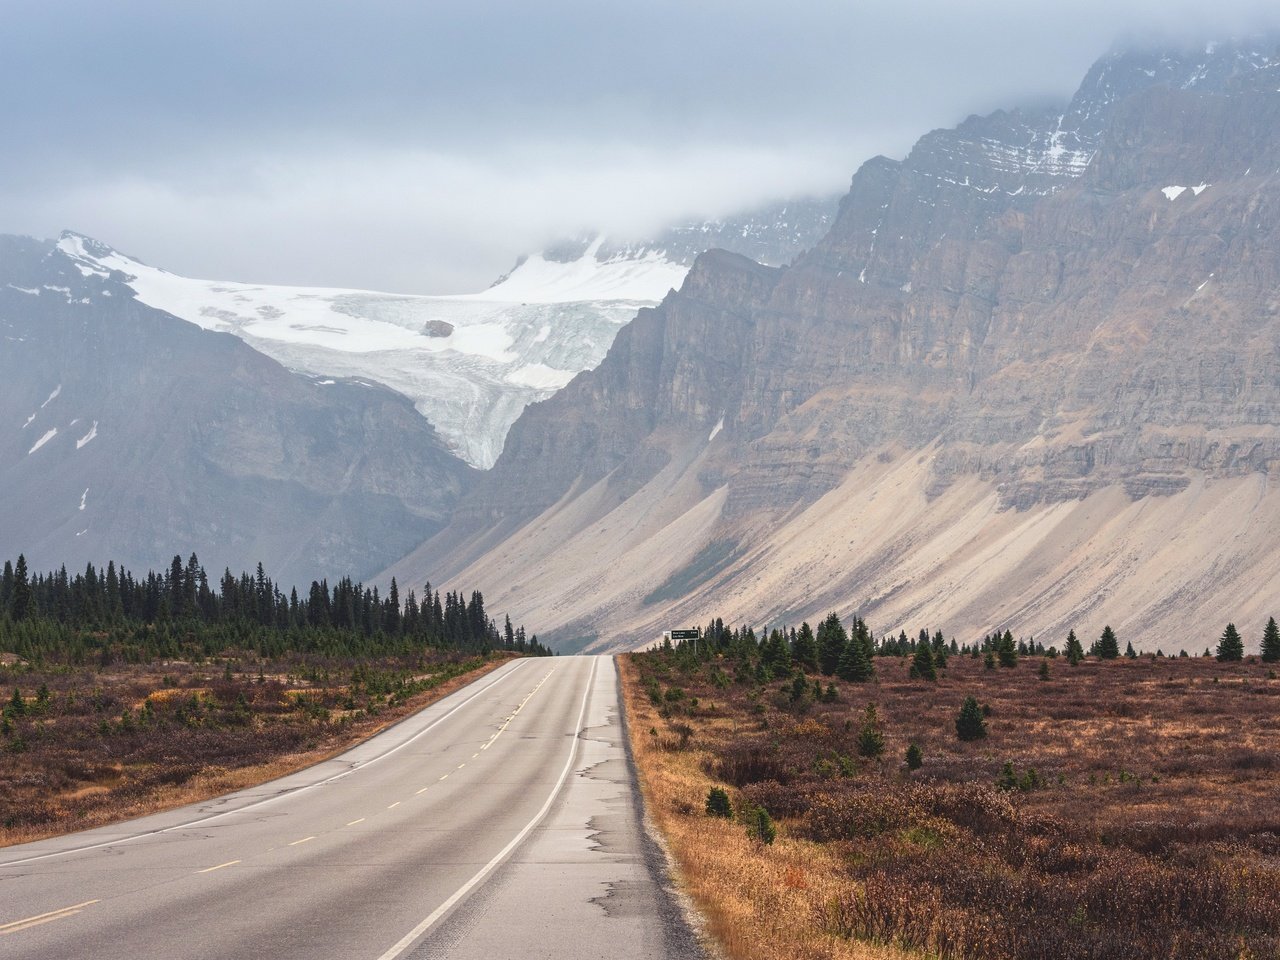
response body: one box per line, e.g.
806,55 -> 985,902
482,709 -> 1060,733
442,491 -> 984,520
9,37 -> 1280,652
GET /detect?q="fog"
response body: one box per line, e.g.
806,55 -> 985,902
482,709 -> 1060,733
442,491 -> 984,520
2,0 -> 1277,292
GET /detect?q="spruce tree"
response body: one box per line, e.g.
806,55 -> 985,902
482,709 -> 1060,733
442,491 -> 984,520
997,631 -> 1017,668
909,642 -> 937,681
836,634 -> 875,682
1097,625 -> 1120,659
1262,617 -> 1280,663
792,622 -> 818,672
817,613 -> 848,676
1065,629 -> 1084,665
905,742 -> 923,770
956,696 -> 987,741
856,703 -> 885,758
1124,641 -> 1137,659
11,554 -> 30,621
1216,622 -> 1244,662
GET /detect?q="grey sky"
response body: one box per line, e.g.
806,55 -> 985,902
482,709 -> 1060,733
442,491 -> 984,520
3,0 -> 1278,292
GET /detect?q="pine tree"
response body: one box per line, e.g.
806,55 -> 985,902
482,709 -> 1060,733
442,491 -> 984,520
1038,660 -> 1051,681
817,613 -> 849,676
1124,641 -> 1137,659
1262,617 -> 1280,663
1216,622 -> 1244,662
1097,626 -> 1120,659
11,554 -> 30,621
956,696 -> 987,741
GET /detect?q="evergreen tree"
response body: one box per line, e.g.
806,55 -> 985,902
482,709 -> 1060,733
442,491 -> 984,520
1038,660 -> 1051,681
997,631 -> 1017,668
956,696 -> 987,741
11,554 -> 30,621
856,703 -> 885,758
1216,622 -> 1244,662
1262,617 -> 1280,663
836,633 -> 875,682
817,613 -> 848,676
1124,641 -> 1137,659
1097,625 -> 1120,660
909,642 -> 937,681
905,742 -> 923,770
791,622 -> 818,671
1064,629 -> 1084,665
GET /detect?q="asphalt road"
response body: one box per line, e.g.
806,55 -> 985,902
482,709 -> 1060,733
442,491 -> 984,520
0,655 -> 703,959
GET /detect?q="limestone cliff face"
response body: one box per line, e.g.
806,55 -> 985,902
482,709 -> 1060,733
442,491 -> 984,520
391,39 -> 1280,651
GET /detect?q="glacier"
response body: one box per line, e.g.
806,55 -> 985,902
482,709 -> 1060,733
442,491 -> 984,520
57,232 -> 688,469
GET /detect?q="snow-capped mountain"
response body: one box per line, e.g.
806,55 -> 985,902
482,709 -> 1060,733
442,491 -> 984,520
59,195 -> 837,469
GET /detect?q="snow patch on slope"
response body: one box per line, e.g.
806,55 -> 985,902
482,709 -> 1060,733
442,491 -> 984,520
28,428 -> 56,454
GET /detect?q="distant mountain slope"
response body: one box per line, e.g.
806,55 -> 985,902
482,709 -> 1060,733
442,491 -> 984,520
389,38 -> 1280,652
0,235 -> 472,585
64,196 -> 836,469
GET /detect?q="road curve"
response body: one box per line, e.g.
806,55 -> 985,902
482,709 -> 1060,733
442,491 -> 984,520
0,655 -> 703,959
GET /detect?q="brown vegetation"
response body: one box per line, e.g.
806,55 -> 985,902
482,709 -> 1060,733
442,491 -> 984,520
621,649 -> 1280,960
0,651 -> 511,846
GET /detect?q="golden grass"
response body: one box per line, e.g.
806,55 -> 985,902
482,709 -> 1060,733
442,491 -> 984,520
618,654 -> 916,960
1,657 -> 509,848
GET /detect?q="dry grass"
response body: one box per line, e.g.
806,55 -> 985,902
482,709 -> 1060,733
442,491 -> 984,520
622,649 -> 1280,960
619,655 -> 914,960
0,653 -> 511,847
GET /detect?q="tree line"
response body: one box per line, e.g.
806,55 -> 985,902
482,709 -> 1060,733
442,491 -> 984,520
0,553 -> 552,663
666,612 -> 1280,682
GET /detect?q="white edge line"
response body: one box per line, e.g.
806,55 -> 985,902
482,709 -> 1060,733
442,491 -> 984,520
0,659 -> 532,867
374,656 -> 597,960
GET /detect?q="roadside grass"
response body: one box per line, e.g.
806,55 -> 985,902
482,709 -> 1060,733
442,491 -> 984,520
0,651 -> 513,846
620,649 -> 1280,960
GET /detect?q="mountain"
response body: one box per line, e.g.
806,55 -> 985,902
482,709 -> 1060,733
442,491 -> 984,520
64,197 -> 836,470
389,38 -> 1280,652
0,235 -> 472,586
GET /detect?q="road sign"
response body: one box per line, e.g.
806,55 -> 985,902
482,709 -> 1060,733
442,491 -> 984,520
670,629 -> 699,640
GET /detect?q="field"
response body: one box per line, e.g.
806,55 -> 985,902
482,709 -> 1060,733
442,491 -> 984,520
0,649 -> 510,845
621,646 -> 1280,960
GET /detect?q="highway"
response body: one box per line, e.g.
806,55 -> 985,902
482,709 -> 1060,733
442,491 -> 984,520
0,655 -> 702,959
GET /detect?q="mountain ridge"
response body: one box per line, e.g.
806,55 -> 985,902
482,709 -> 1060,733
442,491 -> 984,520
387,36 -> 1280,652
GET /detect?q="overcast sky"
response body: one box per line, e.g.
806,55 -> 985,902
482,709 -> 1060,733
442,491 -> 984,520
3,1 -> 1278,293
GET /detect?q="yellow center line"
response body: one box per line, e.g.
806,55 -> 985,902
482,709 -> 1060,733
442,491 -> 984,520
0,900 -> 100,935
457,762 -> 466,769
481,669 -> 555,751
387,801 -> 401,809
472,753 -> 480,759
439,773 -> 449,781
196,859 -> 240,874
346,818 -> 366,826
416,787 -> 430,795
289,836 -> 316,846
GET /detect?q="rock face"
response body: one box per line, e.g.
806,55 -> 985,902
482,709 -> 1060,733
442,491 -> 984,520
0,235 -> 473,586
389,38 -> 1280,651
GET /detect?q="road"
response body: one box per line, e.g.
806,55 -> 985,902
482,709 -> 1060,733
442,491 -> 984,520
0,655 -> 703,959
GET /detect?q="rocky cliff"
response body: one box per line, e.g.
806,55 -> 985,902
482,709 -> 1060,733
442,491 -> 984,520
389,39 -> 1280,652
1,235 -> 473,586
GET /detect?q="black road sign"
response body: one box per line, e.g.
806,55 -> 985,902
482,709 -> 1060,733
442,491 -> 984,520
669,629 -> 699,640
